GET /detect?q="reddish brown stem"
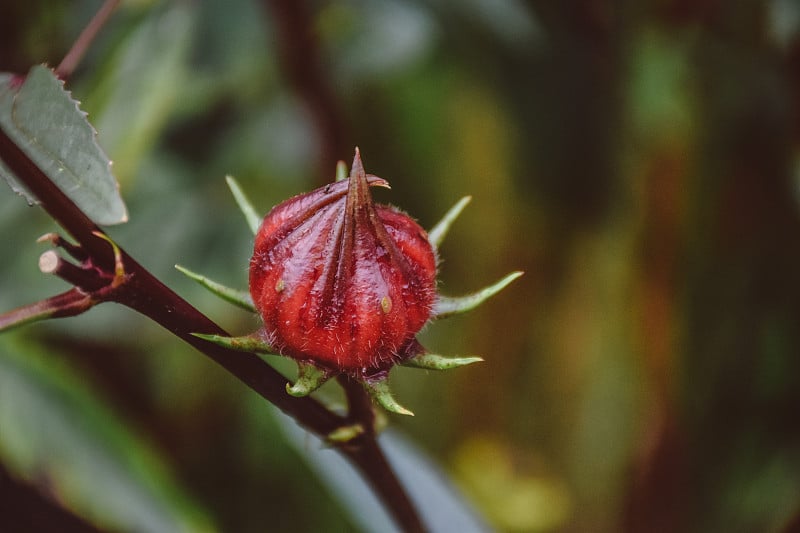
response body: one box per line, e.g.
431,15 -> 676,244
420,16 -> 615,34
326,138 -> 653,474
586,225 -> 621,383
341,439 -> 426,533
38,250 -> 104,291
2,1 -> 426,525
336,375 -> 426,532
38,232 -> 89,262
262,0 -> 349,184
0,124 -> 342,437
0,106 -> 426,533
0,288 -> 93,332
339,375 -> 376,432
55,0 -> 121,80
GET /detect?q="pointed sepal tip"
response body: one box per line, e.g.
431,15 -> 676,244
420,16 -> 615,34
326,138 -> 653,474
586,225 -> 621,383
191,332 -> 275,354
402,353 -> 484,370
434,270 -> 524,319
428,195 -> 472,249
225,175 -> 261,236
286,362 -> 331,397
175,264 -> 256,312
335,160 -> 348,182
363,377 -> 414,416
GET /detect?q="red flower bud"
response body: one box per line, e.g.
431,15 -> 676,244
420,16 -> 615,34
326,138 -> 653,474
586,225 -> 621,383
249,149 -> 437,377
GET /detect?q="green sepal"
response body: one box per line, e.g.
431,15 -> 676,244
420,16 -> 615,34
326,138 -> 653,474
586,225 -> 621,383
225,175 -> 261,235
335,160 -> 348,182
286,362 -> 331,397
428,196 -> 471,249
175,264 -> 256,313
402,353 -> 484,370
362,377 -> 413,416
191,332 -> 275,354
434,271 -> 524,319
326,424 -> 365,444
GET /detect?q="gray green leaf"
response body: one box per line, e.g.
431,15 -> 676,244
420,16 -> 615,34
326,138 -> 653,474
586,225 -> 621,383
0,66 -> 128,225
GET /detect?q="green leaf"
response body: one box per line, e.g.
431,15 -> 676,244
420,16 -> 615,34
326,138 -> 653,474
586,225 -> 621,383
0,335 -> 216,532
0,66 -> 128,225
0,74 -> 36,206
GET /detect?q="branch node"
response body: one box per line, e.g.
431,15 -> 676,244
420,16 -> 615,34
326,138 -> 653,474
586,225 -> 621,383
91,231 -> 127,288
38,250 -> 100,291
38,232 -> 88,262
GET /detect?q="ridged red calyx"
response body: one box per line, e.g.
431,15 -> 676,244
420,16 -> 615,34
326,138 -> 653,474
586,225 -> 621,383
182,147 -> 520,414
249,149 -> 437,377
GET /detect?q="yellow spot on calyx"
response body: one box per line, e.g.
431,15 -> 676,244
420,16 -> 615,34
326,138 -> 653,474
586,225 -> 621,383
275,279 -> 285,292
380,295 -> 392,314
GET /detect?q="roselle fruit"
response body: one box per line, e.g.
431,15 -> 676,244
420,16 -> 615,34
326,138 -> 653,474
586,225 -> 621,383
185,148 -> 520,415
249,149 -> 437,377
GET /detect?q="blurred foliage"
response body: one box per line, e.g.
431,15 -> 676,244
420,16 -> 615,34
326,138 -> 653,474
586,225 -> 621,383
2,0 -> 800,531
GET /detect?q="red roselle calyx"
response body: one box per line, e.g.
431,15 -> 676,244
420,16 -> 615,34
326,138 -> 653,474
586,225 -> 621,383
186,147 -> 519,415
249,149 -> 437,377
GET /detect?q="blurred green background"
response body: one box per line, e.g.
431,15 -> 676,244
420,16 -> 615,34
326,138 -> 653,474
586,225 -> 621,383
2,0 -> 800,531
